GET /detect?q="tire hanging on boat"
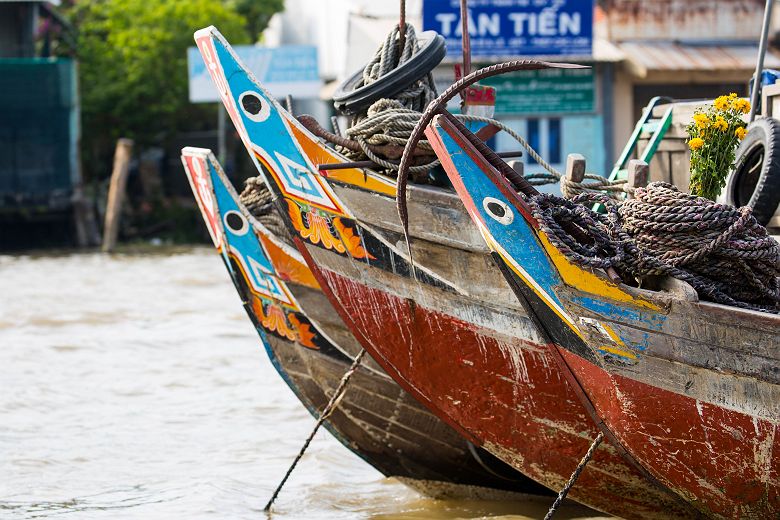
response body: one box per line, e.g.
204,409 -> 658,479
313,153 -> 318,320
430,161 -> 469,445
332,25 -> 445,115
720,116 -> 780,225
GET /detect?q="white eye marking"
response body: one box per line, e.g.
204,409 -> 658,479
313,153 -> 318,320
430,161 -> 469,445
482,197 -> 514,225
238,91 -> 270,122
223,210 -> 249,235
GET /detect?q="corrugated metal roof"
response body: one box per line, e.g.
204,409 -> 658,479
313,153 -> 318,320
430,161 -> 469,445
619,41 -> 780,77
602,0 -> 765,42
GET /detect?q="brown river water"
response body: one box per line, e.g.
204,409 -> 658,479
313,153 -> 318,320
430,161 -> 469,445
0,248 -> 609,519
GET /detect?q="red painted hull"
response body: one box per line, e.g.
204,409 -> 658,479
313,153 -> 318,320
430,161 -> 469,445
308,259 -> 695,519
561,349 -> 780,518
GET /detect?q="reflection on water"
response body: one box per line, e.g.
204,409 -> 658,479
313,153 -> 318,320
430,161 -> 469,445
0,248 -> 609,519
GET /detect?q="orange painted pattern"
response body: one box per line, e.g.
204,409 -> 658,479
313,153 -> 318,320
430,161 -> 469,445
333,217 -> 375,260
258,234 -> 320,290
286,200 -> 347,253
288,313 -> 317,349
287,119 -> 396,197
252,299 -> 295,342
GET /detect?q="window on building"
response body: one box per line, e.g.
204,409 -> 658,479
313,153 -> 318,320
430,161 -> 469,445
527,119 -> 540,165
548,118 -> 561,164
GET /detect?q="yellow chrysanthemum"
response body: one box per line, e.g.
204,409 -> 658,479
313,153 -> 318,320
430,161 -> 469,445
693,113 -> 710,129
729,92 -> 738,99
735,126 -> 747,140
732,98 -> 751,114
714,96 -> 730,110
689,137 -> 705,150
713,118 -> 728,132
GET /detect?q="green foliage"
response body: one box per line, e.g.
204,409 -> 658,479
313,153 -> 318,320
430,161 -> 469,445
685,94 -> 750,200
62,0 -> 279,180
230,0 -> 285,42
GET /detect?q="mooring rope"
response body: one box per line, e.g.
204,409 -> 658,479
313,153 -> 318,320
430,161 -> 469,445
531,182 -> 780,313
264,349 -> 367,512
559,174 -> 628,199
543,432 -> 604,520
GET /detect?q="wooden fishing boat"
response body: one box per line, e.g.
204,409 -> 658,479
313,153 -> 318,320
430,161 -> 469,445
192,26 -> 701,518
179,147 -> 549,499
425,113 -> 780,518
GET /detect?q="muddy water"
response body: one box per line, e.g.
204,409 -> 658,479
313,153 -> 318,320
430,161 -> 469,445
0,248 -> 609,519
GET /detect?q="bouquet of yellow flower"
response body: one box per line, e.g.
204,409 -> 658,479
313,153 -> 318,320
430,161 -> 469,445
686,93 -> 749,200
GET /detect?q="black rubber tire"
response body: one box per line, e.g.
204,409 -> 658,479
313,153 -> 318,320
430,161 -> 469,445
332,31 -> 446,115
721,117 -> 780,225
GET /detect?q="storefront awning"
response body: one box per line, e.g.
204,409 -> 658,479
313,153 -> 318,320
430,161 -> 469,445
618,41 -> 780,78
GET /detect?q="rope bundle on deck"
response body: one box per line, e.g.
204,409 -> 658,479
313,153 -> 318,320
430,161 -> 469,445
354,24 -> 436,113
340,24 -> 440,175
531,182 -> 780,312
239,178 -> 293,245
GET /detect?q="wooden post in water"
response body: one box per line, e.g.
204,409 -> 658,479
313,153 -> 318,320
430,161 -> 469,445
565,153 -> 586,183
102,138 -> 133,253
627,159 -> 649,198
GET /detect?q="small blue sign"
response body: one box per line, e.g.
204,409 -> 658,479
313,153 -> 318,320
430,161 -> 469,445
188,45 -> 321,103
422,0 -> 593,58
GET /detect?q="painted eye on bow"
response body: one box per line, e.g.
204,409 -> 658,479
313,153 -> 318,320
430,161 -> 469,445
482,197 -> 514,225
224,209 -> 249,235
239,91 -> 270,122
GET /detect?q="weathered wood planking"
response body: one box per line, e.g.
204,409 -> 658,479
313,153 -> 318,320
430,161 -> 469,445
192,27 -> 700,519
180,147 -> 544,497
429,114 -> 780,519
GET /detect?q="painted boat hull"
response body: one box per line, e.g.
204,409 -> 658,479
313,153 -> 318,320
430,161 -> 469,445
427,114 -> 780,518
192,26 -> 699,518
180,148 -> 547,498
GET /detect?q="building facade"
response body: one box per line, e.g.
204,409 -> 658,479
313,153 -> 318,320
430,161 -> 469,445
265,0 -> 779,178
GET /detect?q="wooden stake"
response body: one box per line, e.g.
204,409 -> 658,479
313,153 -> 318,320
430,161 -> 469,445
509,159 -> 524,177
102,138 -> 133,253
565,153 -> 586,183
627,159 -> 649,198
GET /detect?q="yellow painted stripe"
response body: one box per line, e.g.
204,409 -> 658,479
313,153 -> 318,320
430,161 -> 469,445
478,224 -> 584,341
536,232 -> 659,311
599,345 -> 638,360
601,323 -> 625,345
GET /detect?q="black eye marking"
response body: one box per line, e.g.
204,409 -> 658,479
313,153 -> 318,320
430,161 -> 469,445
241,93 -> 263,115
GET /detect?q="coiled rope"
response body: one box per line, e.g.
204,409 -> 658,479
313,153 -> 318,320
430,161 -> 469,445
531,182 -> 780,313
239,177 -> 293,245
338,24 -> 613,190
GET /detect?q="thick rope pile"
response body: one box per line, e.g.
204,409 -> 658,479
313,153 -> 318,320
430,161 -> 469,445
239,177 -> 293,245
530,182 -> 780,313
336,25 -> 628,199
359,25 -> 435,113
341,24 -> 437,174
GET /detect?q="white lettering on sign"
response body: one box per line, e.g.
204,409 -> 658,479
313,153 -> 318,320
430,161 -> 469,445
437,11 -> 494,37
478,13 -> 501,37
559,12 -> 581,35
435,13 -> 457,35
435,11 -> 582,38
507,12 -> 582,36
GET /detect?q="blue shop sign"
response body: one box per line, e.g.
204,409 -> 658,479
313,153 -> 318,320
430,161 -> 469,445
423,0 -> 593,58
